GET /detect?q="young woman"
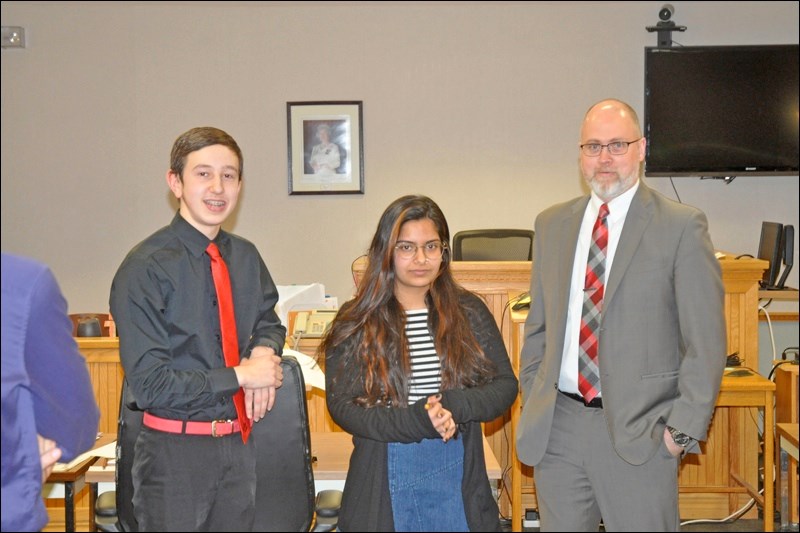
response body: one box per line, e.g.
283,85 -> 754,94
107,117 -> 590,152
321,194 -> 518,531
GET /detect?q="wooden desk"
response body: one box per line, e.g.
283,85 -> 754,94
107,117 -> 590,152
46,434 -> 115,532
711,368 -> 775,532
47,458 -> 96,532
776,423 -> 799,529
759,289 -> 800,301
86,462 -> 114,533
777,424 -> 799,463
774,362 -> 799,523
774,361 -> 799,428
352,257 -> 532,348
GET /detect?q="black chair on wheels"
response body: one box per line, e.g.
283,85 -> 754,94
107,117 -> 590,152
94,376 -> 140,532
95,356 -> 340,532
451,229 -> 535,261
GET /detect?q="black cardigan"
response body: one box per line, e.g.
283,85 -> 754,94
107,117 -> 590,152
325,291 -> 519,531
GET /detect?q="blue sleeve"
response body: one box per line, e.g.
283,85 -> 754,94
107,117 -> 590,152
27,267 -> 100,461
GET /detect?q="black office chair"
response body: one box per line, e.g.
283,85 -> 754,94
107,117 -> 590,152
94,377 -> 140,532
451,229 -> 535,261
96,356 -> 339,532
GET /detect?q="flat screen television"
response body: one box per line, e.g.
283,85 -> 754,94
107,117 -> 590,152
644,44 -> 799,177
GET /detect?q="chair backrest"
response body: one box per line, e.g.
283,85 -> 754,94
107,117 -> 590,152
252,356 -> 315,531
452,229 -> 534,261
69,313 -> 112,337
115,380 -> 142,532
114,356 -> 315,532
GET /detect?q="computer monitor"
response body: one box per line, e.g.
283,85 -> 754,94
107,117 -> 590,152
775,225 -> 794,290
757,221 -> 784,289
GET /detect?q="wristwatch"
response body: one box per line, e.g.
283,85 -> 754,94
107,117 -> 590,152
667,426 -> 695,449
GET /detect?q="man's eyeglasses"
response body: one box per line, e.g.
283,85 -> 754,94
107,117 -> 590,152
394,240 -> 447,260
580,138 -> 642,157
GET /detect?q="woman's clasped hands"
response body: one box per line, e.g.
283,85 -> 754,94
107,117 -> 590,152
425,393 -> 458,442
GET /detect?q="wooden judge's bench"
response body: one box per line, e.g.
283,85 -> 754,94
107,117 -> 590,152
73,255 -> 771,530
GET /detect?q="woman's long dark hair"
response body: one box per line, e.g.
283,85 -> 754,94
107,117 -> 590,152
319,195 -> 495,407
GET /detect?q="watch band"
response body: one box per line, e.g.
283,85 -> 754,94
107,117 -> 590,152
668,426 -> 694,448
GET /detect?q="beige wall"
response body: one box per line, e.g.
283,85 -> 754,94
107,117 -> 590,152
2,1 -> 798,313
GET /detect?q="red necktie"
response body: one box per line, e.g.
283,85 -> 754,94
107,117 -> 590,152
578,203 -> 609,403
207,242 -> 251,444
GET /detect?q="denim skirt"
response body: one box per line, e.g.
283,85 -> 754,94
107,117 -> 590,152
387,437 -> 468,531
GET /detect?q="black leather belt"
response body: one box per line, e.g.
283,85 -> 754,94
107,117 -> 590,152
559,390 -> 603,408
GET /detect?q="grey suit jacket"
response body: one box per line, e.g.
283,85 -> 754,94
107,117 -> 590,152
516,182 -> 726,466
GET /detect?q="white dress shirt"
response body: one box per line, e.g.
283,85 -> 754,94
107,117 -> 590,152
558,180 -> 639,395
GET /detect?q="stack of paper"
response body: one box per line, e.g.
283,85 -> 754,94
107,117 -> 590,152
52,438 -> 116,472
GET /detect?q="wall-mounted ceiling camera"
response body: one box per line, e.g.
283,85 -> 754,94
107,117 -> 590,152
658,4 -> 675,22
646,3 -> 686,48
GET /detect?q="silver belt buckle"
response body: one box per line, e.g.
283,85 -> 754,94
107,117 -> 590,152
211,419 -> 232,437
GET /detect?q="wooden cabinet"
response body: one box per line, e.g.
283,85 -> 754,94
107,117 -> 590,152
774,361 -> 798,523
774,360 -> 798,425
79,338 -> 125,435
690,255 -> 767,520
509,307 -> 535,529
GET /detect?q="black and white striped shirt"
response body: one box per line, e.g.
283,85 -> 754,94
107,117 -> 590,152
405,309 -> 442,403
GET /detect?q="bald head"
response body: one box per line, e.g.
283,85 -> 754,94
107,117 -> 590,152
582,99 -> 642,139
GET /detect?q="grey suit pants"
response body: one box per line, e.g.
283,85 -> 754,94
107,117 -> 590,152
533,391 -> 680,531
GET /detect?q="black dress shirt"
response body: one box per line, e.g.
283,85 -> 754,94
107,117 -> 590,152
110,213 -> 286,421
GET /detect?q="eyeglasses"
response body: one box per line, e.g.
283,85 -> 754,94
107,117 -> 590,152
394,240 -> 447,260
579,138 -> 642,157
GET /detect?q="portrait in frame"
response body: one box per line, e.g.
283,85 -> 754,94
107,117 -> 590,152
287,101 -> 364,195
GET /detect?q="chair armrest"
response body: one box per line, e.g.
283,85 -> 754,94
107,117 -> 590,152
315,489 -> 342,518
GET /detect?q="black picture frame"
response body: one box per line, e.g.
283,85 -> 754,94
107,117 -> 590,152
287,101 -> 364,195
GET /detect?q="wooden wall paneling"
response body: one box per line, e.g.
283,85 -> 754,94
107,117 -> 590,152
80,339 -> 124,436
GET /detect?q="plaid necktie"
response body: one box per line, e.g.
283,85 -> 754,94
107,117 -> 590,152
578,203 -> 609,402
207,242 -> 252,444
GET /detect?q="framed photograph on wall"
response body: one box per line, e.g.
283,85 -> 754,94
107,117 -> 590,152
287,101 -> 364,195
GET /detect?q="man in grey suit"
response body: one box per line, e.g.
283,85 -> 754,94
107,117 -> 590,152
515,99 -> 726,531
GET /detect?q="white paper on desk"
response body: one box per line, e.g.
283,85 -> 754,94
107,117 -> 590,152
283,348 -> 325,390
92,441 -> 116,459
51,441 -> 117,472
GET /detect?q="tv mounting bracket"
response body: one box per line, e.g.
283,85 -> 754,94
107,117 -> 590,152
646,21 -> 687,48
